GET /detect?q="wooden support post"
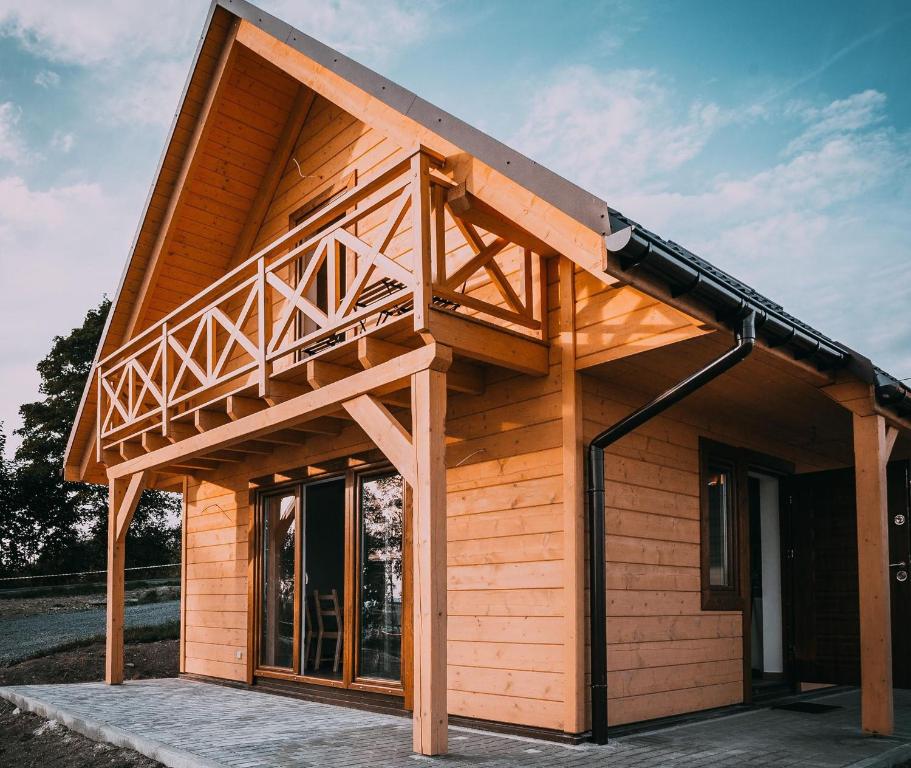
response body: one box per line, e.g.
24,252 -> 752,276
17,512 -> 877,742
853,412 -> 893,735
105,470 -> 148,684
257,257 -> 271,398
410,367 -> 448,755
559,257 -> 586,734
431,183 -> 446,285
96,366 -> 103,463
161,322 -> 170,437
411,152 -> 432,333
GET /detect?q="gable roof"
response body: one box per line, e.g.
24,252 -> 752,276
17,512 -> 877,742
64,0 -> 909,481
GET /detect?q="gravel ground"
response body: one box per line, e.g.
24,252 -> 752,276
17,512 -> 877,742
0,601 -> 180,665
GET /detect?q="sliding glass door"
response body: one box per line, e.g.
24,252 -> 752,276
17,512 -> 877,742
256,467 -> 407,692
358,471 -> 405,682
302,479 -> 346,680
260,492 -> 298,669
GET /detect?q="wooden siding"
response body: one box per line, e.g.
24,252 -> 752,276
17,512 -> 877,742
573,269 -> 708,370
183,478 -> 250,682
182,261 -> 568,729
582,362 -> 851,727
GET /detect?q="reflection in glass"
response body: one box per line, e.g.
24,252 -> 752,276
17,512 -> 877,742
358,472 -> 404,681
707,465 -> 734,587
302,480 -> 346,680
260,493 -> 296,668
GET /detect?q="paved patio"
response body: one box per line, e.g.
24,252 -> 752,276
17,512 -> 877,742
2,679 -> 911,768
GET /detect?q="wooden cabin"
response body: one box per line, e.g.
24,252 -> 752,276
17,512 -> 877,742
63,0 -> 911,755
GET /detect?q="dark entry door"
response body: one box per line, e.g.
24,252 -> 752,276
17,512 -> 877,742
888,461 -> 911,687
786,460 -> 911,688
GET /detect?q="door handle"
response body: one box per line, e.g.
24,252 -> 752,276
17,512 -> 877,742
890,561 -> 907,568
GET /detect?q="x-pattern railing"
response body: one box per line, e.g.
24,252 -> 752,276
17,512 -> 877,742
96,148 -> 545,454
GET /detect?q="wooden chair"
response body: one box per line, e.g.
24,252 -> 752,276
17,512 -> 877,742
313,589 -> 343,673
302,594 -> 313,671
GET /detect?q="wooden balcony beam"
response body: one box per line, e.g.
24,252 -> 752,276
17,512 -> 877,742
253,429 -> 307,446
307,359 -> 411,408
207,449 -> 247,463
358,337 -> 483,395
423,310 -> 548,376
447,184 -> 557,257
226,395 -> 266,421
195,409 -> 231,432
169,458 -> 221,472
167,422 -> 197,442
107,344 -> 452,480
228,440 -> 274,455
293,417 -> 344,436
119,440 -> 144,461
142,432 -> 169,452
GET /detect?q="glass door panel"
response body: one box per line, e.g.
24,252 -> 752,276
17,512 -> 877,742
260,493 -> 297,669
358,472 -> 405,682
302,479 -> 346,680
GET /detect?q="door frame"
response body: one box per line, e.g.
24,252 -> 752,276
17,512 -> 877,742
250,462 -> 412,702
699,438 -> 794,704
739,449 -> 794,704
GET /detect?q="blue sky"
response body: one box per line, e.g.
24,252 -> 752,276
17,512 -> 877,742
0,0 -> 909,453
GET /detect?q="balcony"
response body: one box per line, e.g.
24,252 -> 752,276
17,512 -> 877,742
96,148 -> 549,464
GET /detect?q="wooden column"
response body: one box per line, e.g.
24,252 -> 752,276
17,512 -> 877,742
105,471 -> 147,684
559,257 -> 586,733
411,151 -> 432,333
410,367 -> 448,755
853,412 -> 893,735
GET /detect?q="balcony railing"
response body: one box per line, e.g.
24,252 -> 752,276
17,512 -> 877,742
96,149 -> 545,457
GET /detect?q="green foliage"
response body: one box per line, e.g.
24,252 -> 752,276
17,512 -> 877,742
0,424 -> 30,576
1,299 -> 181,579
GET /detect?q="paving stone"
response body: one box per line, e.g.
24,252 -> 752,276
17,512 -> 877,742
2,680 -> 911,767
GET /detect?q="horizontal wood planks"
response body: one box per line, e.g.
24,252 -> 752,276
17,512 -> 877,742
582,363 -> 847,727
573,269 -> 708,369
183,479 -> 250,682
141,46 -> 301,330
177,269 -> 567,730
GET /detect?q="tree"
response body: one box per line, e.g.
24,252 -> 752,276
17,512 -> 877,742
0,423 -> 31,577
12,298 -> 180,575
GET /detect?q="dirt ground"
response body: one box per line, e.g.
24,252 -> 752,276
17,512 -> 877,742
0,639 -> 178,687
0,586 -> 179,621
0,639 -> 177,766
0,699 -> 161,768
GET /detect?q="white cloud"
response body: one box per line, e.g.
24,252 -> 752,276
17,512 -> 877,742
0,0 -> 437,130
101,59 -> 188,128
0,175 -> 140,452
0,101 -> 26,163
785,89 -> 887,154
0,0 -> 435,67
513,74 -> 911,376
267,0 -> 436,63
513,66 -> 731,196
50,130 -> 74,153
33,68 -> 59,88
0,0 -> 201,66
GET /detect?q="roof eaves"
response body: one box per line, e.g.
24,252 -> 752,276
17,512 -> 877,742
605,210 -> 910,420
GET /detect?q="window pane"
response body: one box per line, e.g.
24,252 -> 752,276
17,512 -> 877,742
358,472 -> 404,681
260,493 -> 296,668
707,466 -> 734,587
302,479 -> 346,680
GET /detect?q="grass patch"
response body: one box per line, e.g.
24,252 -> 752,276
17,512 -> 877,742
0,579 -> 180,600
125,620 -> 180,644
6,620 -> 180,666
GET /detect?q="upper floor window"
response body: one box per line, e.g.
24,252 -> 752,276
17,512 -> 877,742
289,173 -> 356,350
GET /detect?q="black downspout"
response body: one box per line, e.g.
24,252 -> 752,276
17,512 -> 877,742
587,311 -> 757,744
